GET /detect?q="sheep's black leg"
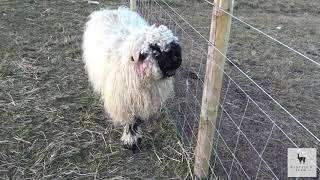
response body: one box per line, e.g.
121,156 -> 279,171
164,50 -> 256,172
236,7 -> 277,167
121,118 -> 143,153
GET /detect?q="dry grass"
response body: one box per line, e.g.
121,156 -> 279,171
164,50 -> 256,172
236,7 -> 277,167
0,0 -> 189,179
1,0 -> 320,179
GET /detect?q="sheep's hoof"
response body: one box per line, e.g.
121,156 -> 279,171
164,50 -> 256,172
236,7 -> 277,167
123,137 -> 142,154
121,119 -> 143,153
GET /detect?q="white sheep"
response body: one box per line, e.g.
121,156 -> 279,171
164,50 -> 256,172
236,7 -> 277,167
82,7 -> 182,152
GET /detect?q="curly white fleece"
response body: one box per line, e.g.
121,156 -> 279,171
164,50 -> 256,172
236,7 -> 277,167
82,7 -> 178,125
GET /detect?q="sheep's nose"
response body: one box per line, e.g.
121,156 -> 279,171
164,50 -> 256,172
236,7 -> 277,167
164,69 -> 176,77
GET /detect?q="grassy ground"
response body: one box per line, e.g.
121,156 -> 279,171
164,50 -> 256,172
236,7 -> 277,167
0,0 -> 189,179
1,0 -> 320,179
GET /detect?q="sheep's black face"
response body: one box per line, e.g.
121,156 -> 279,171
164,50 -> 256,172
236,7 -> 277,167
150,41 -> 182,78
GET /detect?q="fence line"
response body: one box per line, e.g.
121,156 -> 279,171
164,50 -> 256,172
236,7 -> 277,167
135,0 -> 319,179
152,0 -> 320,150
186,87 -> 279,179
156,0 -> 320,145
203,0 -> 320,67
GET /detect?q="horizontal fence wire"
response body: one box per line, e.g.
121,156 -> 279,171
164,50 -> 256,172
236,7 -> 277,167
136,0 -> 319,179
203,0 -> 320,67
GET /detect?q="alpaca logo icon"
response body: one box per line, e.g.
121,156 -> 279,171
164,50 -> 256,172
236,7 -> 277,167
288,148 -> 317,177
297,153 -> 306,164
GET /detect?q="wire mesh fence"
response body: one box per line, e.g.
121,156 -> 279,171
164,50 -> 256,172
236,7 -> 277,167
136,0 -> 319,179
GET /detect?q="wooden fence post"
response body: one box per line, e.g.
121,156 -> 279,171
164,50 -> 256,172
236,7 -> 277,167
194,0 -> 234,178
130,0 -> 137,11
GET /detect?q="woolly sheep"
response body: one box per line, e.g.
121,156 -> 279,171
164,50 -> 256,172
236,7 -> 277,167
82,7 -> 182,152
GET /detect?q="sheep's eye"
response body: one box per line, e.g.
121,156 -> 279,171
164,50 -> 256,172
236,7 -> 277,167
152,50 -> 160,57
